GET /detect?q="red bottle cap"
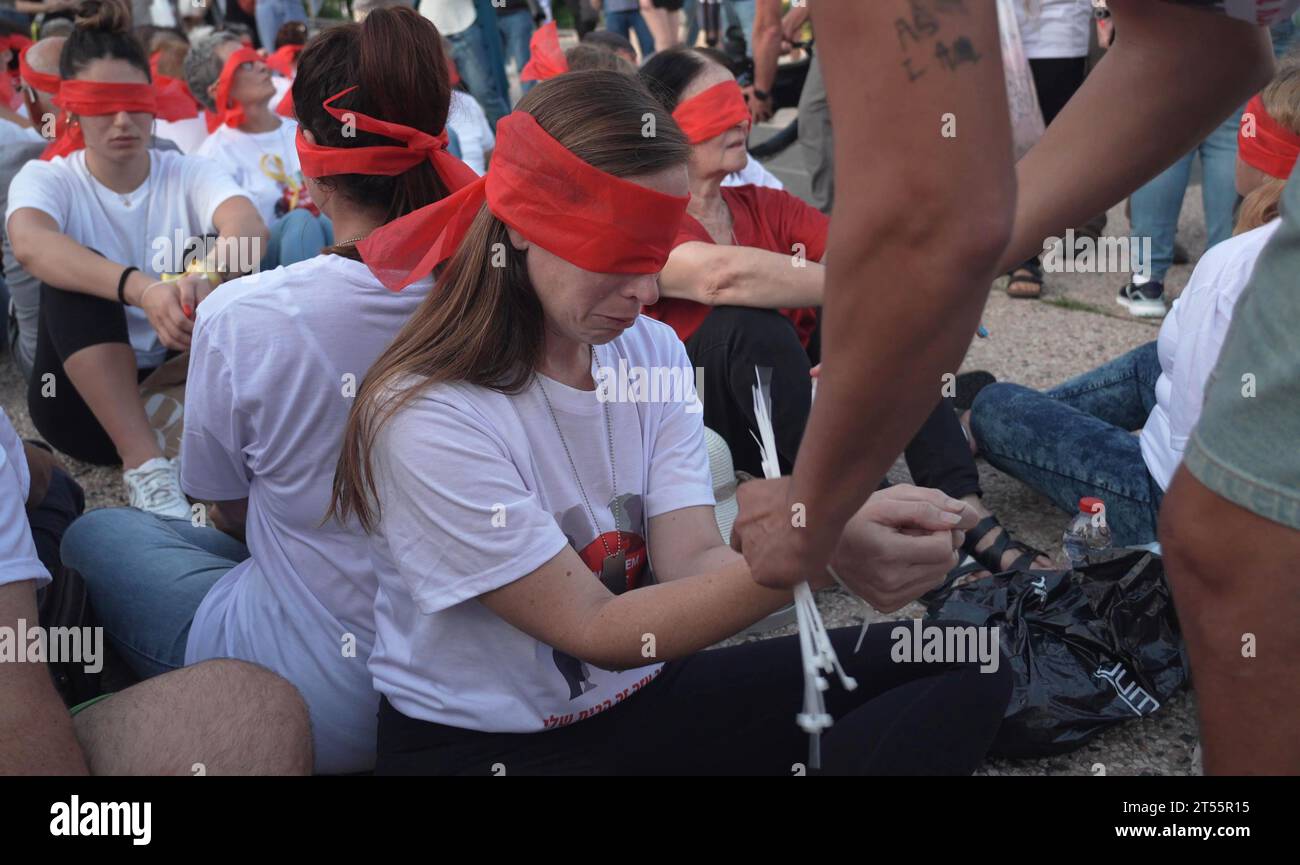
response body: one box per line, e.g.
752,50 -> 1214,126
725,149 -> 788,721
1079,497 -> 1104,515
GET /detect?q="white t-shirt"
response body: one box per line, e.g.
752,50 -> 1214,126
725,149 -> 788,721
0,409 -> 50,592
180,254 -> 433,774
1015,0 -> 1093,60
155,116 -> 211,155
5,149 -> 247,368
195,119 -> 302,224
368,316 -> 715,733
1140,219 -> 1281,490
419,0 -> 477,36
724,154 -> 784,191
448,90 -> 494,176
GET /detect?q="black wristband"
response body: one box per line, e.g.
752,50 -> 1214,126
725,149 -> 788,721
117,266 -> 139,306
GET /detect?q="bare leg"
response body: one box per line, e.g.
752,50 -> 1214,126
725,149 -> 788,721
74,659 -> 314,775
641,3 -> 677,50
62,343 -> 163,470
1159,467 -> 1300,775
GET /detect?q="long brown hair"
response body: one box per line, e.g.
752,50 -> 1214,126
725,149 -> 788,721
330,71 -> 690,533
1237,59 -> 1300,234
294,6 -> 453,259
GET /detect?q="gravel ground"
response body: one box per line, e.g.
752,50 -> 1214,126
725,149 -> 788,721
0,108 -> 1209,777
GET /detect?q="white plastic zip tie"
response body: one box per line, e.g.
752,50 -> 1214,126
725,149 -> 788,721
749,366 -> 857,769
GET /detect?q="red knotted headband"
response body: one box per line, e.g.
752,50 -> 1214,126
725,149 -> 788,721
520,21 -> 568,83
672,80 -> 750,145
358,110 -> 690,292
19,44 -> 61,95
208,46 -> 262,131
1240,93 -> 1300,181
148,50 -> 201,121
295,85 -> 479,189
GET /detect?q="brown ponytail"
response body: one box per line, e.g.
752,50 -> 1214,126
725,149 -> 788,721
293,6 -> 453,259
330,71 -> 690,532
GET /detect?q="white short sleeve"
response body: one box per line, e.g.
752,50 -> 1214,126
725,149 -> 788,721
5,159 -> 72,233
373,390 -> 571,616
643,334 -> 714,519
180,331 -> 252,501
180,153 -> 254,231
0,411 -> 51,591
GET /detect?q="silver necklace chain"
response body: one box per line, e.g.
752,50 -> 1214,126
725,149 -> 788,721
536,345 -> 622,561
87,151 -> 154,275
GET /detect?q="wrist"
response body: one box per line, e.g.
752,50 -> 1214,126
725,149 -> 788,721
123,270 -> 152,306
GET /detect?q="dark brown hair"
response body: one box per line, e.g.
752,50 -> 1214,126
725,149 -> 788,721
293,6 -> 452,259
61,0 -> 151,81
330,71 -> 690,531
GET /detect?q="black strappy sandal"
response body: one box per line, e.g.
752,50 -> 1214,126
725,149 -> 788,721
962,514 -> 1048,574
1006,258 -> 1044,299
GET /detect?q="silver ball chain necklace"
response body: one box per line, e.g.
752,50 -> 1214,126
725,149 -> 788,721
535,344 -> 626,585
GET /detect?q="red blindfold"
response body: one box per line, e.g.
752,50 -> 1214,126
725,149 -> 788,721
672,80 -> 750,145
520,21 -> 568,83
1240,93 -> 1300,181
358,111 -> 690,292
41,80 -> 157,161
208,46 -> 262,132
266,44 -> 303,78
18,44 -> 60,95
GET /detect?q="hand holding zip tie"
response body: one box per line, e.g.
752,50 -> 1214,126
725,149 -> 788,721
749,366 -> 857,769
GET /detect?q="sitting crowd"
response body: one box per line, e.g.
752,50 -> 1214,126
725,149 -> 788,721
2,0 -> 1298,776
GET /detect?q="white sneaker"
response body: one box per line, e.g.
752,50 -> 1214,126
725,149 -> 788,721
123,457 -> 191,519
1117,281 -> 1168,318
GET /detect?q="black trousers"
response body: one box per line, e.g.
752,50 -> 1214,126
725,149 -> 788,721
376,625 -> 1012,776
1028,56 -> 1089,126
684,306 -> 981,499
27,281 -> 158,466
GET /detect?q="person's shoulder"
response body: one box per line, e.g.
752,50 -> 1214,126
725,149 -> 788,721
199,256 -> 378,328
1197,219 -> 1281,274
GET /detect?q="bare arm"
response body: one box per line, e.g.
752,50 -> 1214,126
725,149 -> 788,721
749,0 -> 784,121
8,208 -> 157,304
997,0 -> 1274,272
767,0 -> 1012,584
0,581 -> 90,775
660,241 -> 824,308
210,196 -> 270,279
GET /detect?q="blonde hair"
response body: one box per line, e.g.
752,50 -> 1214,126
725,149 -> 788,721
1236,61 -> 1300,234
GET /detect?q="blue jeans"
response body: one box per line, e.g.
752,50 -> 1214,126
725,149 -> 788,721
606,8 -> 656,57
261,209 -> 334,270
498,10 -> 536,94
1128,107 -> 1242,283
447,22 -> 512,128
62,508 -> 249,679
969,342 -> 1165,548
255,0 -> 306,54
683,0 -> 701,46
1271,17 -> 1296,57
725,0 -> 755,55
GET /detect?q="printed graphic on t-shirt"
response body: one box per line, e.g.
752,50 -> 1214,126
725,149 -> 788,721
550,493 -> 652,702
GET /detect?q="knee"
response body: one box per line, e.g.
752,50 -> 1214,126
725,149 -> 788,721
187,659 -> 314,775
707,306 -> 802,352
61,507 -> 148,569
968,382 -> 1032,441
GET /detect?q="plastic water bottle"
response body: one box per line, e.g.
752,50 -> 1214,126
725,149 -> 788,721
1061,497 -> 1113,569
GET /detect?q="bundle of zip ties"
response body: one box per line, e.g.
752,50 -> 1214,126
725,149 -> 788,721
750,366 -> 857,769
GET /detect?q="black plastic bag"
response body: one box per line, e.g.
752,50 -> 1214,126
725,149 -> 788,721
924,552 -> 1189,758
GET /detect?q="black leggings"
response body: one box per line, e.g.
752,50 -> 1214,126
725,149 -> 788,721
1028,56 -> 1088,126
27,280 -> 157,466
685,306 -> 981,498
375,624 -> 1012,775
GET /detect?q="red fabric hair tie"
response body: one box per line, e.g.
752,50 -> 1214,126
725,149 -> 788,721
358,110 -> 690,292
266,44 -> 303,78
296,85 -> 479,188
19,44 -> 61,95
41,80 -> 157,161
1240,93 -> 1300,181
672,80 -> 750,144
447,55 -> 462,87
207,46 -> 262,132
5,34 -> 32,53
520,21 -> 568,82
